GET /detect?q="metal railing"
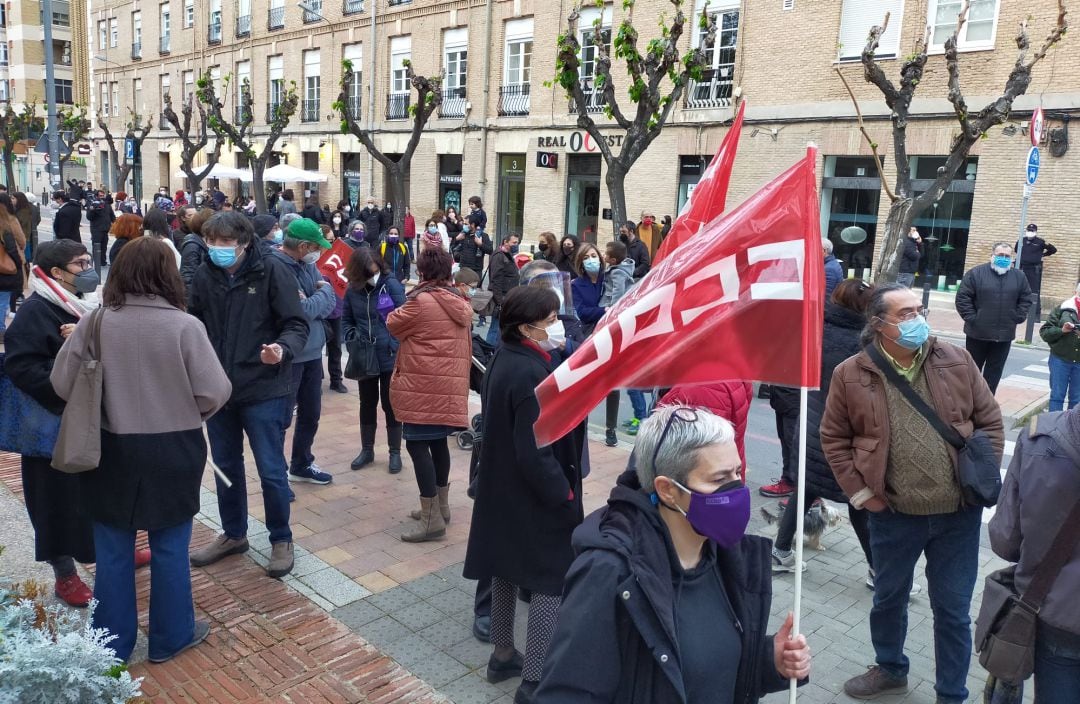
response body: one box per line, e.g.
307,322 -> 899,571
266,103 -> 282,123
684,68 -> 734,109
497,84 -> 530,116
236,15 -> 251,36
159,35 -> 170,53
302,5 -> 321,23
267,6 -> 285,29
130,42 -> 142,60
343,0 -> 364,13
208,22 -> 222,43
235,105 -> 252,123
388,0 -> 410,6
301,99 -> 319,122
386,93 -> 409,120
346,95 -> 362,120
438,87 -> 466,118
568,81 -> 604,113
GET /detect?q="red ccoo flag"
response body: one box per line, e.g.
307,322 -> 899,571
653,100 -> 746,265
534,146 -> 824,447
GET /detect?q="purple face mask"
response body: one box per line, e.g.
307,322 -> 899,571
669,479 -> 751,548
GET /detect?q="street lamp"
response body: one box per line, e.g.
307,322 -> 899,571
297,2 -> 330,23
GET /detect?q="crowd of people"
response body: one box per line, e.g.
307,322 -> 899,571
4,178 -> 1080,704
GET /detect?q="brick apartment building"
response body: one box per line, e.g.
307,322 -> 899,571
87,0 -> 1080,298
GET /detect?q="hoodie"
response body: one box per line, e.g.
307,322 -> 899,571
534,469 -> 795,704
270,248 -> 336,363
599,258 -> 635,308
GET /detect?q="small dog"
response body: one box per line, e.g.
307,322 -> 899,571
760,498 -> 844,551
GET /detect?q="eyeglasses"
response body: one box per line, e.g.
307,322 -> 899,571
68,258 -> 93,272
886,308 -> 930,323
651,407 -> 699,474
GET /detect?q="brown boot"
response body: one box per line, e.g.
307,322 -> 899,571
410,484 -> 451,524
843,666 -> 907,699
401,496 -> 446,542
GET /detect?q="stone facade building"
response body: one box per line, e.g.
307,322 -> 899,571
87,0 -> 1080,297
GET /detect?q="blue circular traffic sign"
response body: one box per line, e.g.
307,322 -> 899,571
1026,147 -> 1040,186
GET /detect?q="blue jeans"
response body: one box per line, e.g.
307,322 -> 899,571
486,315 -> 501,346
897,272 -> 915,288
1035,630 -> 1080,704
1048,353 -> 1080,412
867,506 -> 982,703
0,291 -> 9,332
627,390 -> 648,420
286,359 -> 323,473
206,396 -> 293,544
92,520 -> 194,662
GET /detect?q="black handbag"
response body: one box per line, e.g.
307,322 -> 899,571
866,344 -> 1002,508
344,290 -> 383,381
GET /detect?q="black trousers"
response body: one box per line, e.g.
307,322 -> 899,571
92,231 -> 109,267
1022,265 -> 1043,318
774,410 -> 799,484
358,371 -> 398,427
324,318 -> 343,384
965,337 -> 1012,394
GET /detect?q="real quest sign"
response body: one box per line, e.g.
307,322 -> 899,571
537,131 -> 625,153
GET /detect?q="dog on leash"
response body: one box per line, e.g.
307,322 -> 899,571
759,498 -> 844,551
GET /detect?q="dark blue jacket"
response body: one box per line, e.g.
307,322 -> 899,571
824,255 -> 843,300
535,469 -> 795,704
342,275 -> 406,373
571,275 -> 605,326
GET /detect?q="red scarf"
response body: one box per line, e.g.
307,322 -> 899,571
521,338 -> 552,363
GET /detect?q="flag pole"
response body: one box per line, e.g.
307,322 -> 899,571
789,385 -> 809,702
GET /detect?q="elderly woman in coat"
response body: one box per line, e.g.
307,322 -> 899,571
51,238 -> 232,663
463,285 -> 585,704
386,246 -> 472,542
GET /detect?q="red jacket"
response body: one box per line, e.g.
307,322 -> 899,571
403,212 -> 416,239
659,382 -> 753,482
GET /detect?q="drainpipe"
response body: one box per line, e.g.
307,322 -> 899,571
476,0 -> 494,204
367,0 -> 378,197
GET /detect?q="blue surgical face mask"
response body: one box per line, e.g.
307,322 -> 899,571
583,258 -> 601,275
209,245 -> 239,268
888,314 -> 930,350
992,255 -> 1013,270
271,229 -> 284,244
462,224 -> 471,234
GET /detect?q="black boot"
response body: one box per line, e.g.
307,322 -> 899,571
387,426 -> 403,474
351,425 -> 377,470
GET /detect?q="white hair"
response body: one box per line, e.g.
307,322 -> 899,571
634,406 -> 735,489
822,238 -> 834,255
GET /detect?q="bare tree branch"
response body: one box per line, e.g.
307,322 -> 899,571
835,67 -> 896,202
163,92 -> 221,189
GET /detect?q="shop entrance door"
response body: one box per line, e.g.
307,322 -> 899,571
565,155 -> 600,243
497,154 -> 526,236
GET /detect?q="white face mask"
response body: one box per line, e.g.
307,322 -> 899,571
302,250 -> 321,265
529,320 -> 565,351
368,272 -> 381,287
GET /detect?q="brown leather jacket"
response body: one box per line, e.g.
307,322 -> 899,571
387,284 -> 473,428
820,337 -> 1004,509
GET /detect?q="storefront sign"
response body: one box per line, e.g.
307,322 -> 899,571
535,151 -> 559,169
536,132 -> 624,153
439,174 -> 462,184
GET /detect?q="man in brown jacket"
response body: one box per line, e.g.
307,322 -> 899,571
821,283 -> 1004,704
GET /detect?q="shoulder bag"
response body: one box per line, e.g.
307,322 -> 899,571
866,344 -> 1001,508
0,353 -> 62,458
0,230 -> 17,276
344,286 -> 382,381
471,267 -> 494,316
974,413 -> 1080,682
51,308 -> 105,473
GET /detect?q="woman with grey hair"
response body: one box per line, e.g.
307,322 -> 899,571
534,406 -> 812,704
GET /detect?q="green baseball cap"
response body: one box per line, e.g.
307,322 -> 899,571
287,217 -> 332,248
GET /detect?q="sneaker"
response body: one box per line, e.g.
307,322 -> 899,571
620,419 -> 636,429
148,620 -> 211,664
843,665 -> 908,699
625,418 -> 641,436
329,381 -> 348,394
770,547 -> 806,573
134,548 -> 152,569
267,541 -> 294,579
759,478 -> 795,498
54,573 -> 92,608
190,534 -> 249,567
289,463 -> 333,485
486,650 -> 524,684
605,428 -> 618,447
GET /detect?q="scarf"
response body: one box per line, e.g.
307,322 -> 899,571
30,269 -> 99,318
421,231 -> 443,251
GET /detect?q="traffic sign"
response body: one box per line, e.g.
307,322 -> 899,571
1031,106 -> 1045,146
125,138 -> 135,160
1026,147 -> 1040,186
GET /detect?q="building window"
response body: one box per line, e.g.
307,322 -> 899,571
184,0 -> 194,27
499,19 -> 532,116
303,0 -> 323,23
929,0 -> 998,50
110,18 -> 119,47
43,1 -> 70,27
55,40 -> 72,66
910,155 -> 979,285
343,0 -> 364,14
439,154 -> 462,212
388,36 -> 411,120
0,5 -> 5,27
821,156 -> 882,279
160,4 -> 171,53
0,82 -> 8,103
573,7 -> 611,114
0,44 -> 7,67
131,11 -> 142,59
98,20 -> 108,51
686,1 -> 738,108
839,0 -> 902,60
344,44 -> 363,119
111,83 -> 120,116
441,29 -> 467,118
100,83 -> 110,116
268,56 -> 284,121
160,74 -> 170,123
133,78 -> 143,114
269,0 -> 285,29
182,70 -> 193,97
235,60 -> 251,122
303,50 -> 320,122
209,0 -> 222,43
237,0 -> 251,36
55,79 -> 74,105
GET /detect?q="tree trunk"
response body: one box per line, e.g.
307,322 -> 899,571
184,170 -> 204,193
873,197 -> 916,284
387,163 -> 407,234
605,161 -> 628,240
3,149 -> 15,192
251,160 -> 268,214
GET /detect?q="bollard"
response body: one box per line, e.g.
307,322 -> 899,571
1025,301 -> 1038,344
92,242 -> 102,276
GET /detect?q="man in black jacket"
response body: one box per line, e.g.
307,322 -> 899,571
1018,223 -> 1056,317
358,197 -> 382,247
187,211 -> 309,580
619,221 -> 651,279
486,234 -> 521,346
84,190 -> 115,268
51,191 -> 84,244
897,228 -> 921,288
955,242 -> 1033,393
452,221 -> 492,278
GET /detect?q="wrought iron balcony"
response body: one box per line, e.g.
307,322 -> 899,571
267,6 -> 285,29
343,0 -> 364,14
208,22 -> 222,44
266,103 -> 283,123
301,99 -> 319,122
235,104 -> 252,124
130,42 -> 142,60
386,93 -> 409,120
438,87 -> 466,118
568,80 -> 604,114
236,14 -> 251,37
497,84 -> 530,117
684,67 -> 734,109
346,95 -> 362,120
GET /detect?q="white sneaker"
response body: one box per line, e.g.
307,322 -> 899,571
771,547 -> 807,573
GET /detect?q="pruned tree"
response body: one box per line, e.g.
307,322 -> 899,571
335,59 -> 442,233
56,105 -> 91,184
840,0 -> 1068,283
162,91 -> 223,192
555,0 -> 716,236
96,109 -> 154,192
196,73 -> 299,213
0,101 -> 44,190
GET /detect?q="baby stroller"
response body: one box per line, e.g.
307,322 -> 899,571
457,334 -> 496,450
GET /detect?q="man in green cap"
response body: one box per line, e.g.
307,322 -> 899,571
272,218 -> 337,486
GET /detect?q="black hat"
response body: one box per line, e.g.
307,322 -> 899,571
1027,223 -> 1038,232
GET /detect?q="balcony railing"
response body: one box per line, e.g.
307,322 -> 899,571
386,93 -> 409,120
208,22 -> 222,44
266,103 -> 282,123
346,95 -> 362,120
235,105 -> 252,123
130,42 -> 142,60
236,14 -> 251,36
159,35 -> 170,54
568,80 -> 604,114
438,87 -> 466,118
301,99 -> 319,122
302,5 -> 321,23
685,66 -> 734,109
343,0 -> 364,13
268,6 -> 285,29
388,0 -> 410,5
497,83 -> 530,116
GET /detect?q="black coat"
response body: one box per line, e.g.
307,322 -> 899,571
342,276 -> 406,373
535,470 -> 794,704
301,204 -> 327,224
358,206 -> 382,245
0,229 -> 22,293
85,202 -> 114,236
488,250 -> 519,305
627,237 -> 651,279
955,262 -> 1033,342
53,201 -> 83,242
188,244 -> 309,405
379,205 -> 394,233
452,231 -> 492,274
463,342 -> 585,595
1019,235 -> 1056,269
899,237 -> 921,274
5,293 -> 77,415
180,234 -> 208,287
